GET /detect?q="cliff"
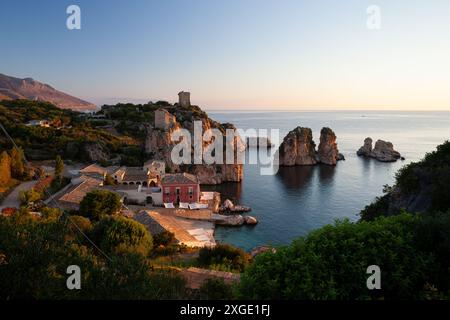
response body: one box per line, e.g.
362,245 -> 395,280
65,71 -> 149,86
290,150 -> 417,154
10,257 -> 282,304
145,105 -> 244,184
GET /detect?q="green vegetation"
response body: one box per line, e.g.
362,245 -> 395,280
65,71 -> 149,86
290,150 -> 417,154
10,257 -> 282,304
54,155 -> 64,183
0,211 -> 187,299
0,100 -> 144,163
78,190 -> 122,220
90,215 -> 153,257
198,244 -> 250,273
238,212 -> 450,299
10,147 -> 25,180
19,188 -> 42,206
197,278 -> 235,300
361,141 -> 450,221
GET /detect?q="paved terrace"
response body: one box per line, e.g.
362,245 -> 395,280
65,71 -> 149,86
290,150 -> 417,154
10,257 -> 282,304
134,209 -> 216,247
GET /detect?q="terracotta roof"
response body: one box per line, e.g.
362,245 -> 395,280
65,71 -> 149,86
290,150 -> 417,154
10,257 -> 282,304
58,177 -> 103,205
123,167 -> 150,182
79,164 -> 107,176
162,173 -> 198,185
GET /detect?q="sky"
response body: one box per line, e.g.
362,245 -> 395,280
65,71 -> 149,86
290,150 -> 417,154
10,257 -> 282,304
1,0 -> 450,111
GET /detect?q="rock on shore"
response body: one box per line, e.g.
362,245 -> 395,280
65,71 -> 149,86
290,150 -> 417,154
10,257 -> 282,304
357,137 -> 401,162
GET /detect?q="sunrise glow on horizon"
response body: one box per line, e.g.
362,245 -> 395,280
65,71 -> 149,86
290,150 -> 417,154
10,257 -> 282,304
1,0 -> 450,111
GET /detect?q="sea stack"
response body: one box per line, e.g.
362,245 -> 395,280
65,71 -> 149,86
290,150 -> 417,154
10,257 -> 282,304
357,137 -> 401,162
277,127 -> 317,166
317,127 -> 344,165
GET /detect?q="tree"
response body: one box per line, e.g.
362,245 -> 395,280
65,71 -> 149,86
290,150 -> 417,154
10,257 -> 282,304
19,188 -> 42,205
79,190 -> 122,220
0,151 -> 12,187
10,147 -> 25,180
91,215 -> 153,257
54,155 -> 64,183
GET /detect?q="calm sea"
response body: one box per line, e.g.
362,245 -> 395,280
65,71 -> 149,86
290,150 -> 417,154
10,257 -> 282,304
205,111 -> 450,251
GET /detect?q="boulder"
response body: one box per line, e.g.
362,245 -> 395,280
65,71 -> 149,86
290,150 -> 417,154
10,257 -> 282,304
223,199 -> 235,210
244,216 -> 258,225
277,127 -> 317,166
317,127 -> 342,165
215,215 -> 245,226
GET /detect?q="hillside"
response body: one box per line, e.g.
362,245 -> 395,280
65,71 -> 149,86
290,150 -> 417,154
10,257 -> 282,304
360,141 -> 450,220
0,100 -> 142,164
0,73 -> 96,111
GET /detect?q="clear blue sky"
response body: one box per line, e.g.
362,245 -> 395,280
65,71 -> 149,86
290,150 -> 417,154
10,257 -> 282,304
1,0 -> 450,110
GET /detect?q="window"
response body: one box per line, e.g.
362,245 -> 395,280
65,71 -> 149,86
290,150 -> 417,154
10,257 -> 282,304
164,187 -> 170,195
176,188 -> 180,195
188,187 -> 193,196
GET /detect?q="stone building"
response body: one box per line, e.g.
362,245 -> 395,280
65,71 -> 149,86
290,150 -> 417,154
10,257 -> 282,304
178,91 -> 191,107
154,108 -> 177,130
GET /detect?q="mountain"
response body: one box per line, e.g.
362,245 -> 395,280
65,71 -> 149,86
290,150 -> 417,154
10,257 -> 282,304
0,73 -> 96,111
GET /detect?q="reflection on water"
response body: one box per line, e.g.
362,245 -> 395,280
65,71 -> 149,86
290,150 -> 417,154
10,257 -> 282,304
206,111 -> 450,251
276,166 -> 315,189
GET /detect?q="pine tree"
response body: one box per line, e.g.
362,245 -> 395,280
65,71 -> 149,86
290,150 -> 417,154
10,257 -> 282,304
55,155 -> 64,183
0,151 -> 12,187
10,147 -> 25,180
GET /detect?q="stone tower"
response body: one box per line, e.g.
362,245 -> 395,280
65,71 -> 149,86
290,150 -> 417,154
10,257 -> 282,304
178,91 -> 191,107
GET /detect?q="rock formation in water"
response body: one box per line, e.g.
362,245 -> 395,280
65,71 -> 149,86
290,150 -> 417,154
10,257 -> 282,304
145,106 -> 244,184
357,137 -> 401,162
357,137 -> 373,157
317,127 -> 344,165
277,126 -> 344,166
277,127 -> 317,166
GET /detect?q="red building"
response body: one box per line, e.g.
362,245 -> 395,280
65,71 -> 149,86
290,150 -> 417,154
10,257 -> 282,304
161,173 -> 200,204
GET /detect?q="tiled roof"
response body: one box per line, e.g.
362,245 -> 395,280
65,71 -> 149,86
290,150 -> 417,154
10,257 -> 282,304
58,177 -> 103,205
79,164 -> 107,176
123,167 -> 149,181
162,173 -> 198,185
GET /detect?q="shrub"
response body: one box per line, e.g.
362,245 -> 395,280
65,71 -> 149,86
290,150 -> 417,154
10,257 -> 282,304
91,216 -> 153,257
198,244 -> 250,273
198,278 -> 234,300
237,213 -> 449,300
79,190 -> 122,220
153,231 -> 176,247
